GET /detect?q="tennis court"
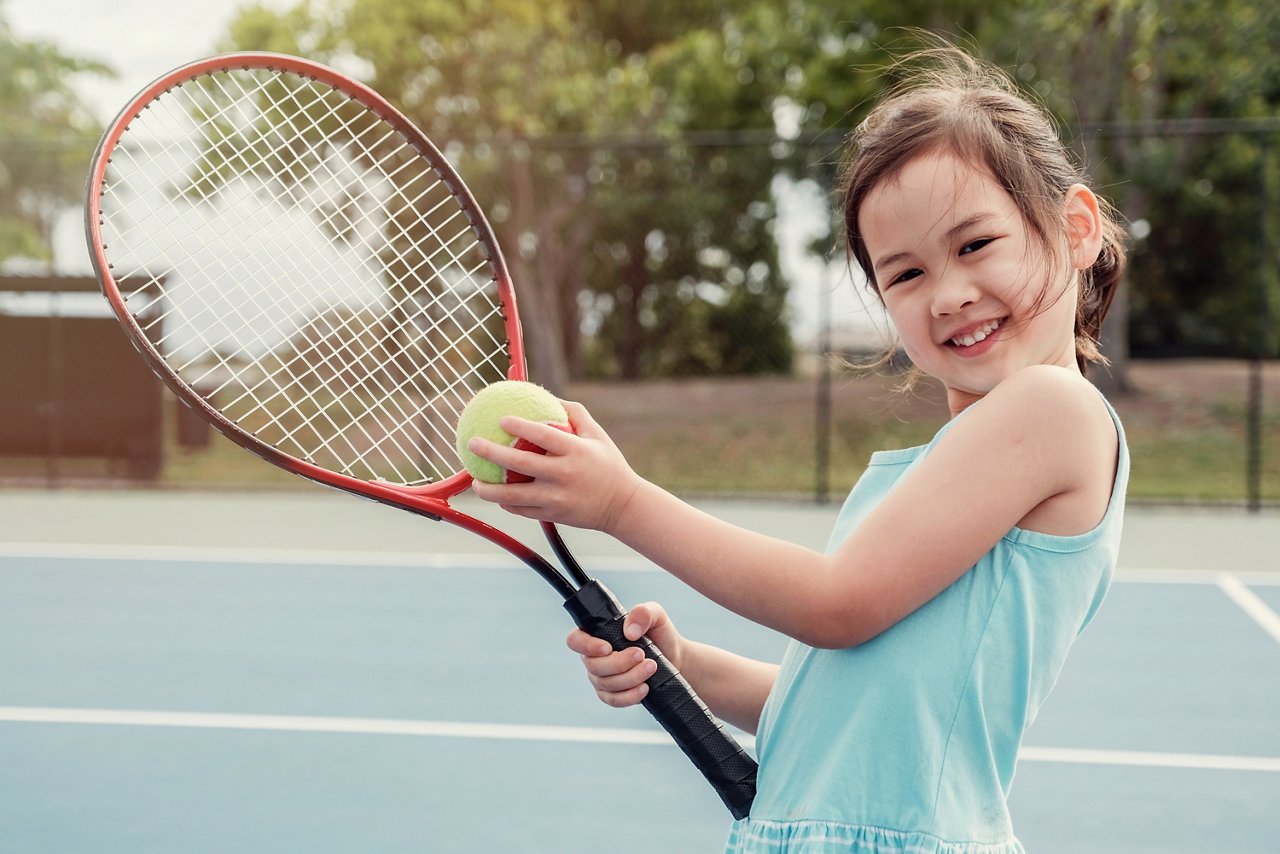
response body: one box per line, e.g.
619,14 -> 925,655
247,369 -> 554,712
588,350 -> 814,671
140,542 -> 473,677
1,488 -> 1277,853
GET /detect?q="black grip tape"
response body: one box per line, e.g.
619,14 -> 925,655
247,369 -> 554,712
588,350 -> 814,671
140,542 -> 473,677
564,580 -> 757,820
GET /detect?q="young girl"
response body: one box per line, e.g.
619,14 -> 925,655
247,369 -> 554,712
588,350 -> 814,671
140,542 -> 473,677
469,43 -> 1129,853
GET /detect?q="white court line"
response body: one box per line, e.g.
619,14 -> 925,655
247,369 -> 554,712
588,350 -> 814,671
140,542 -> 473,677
2,543 -> 1279,584
2,707 -> 1279,773
0,542 -> 646,574
0,542 -> 515,569
1117,568 -> 1280,586
1018,746 -> 1280,773
0,706 -> 671,746
1217,573 -> 1280,645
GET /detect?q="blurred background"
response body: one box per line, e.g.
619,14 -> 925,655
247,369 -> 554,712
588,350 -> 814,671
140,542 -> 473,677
1,0 -> 1277,506
2,5 -> 1279,852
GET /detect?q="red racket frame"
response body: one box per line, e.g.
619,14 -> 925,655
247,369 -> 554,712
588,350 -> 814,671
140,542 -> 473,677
84,52 -> 757,819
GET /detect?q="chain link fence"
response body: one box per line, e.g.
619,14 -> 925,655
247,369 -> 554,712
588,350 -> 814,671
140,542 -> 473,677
0,126 -> 1276,507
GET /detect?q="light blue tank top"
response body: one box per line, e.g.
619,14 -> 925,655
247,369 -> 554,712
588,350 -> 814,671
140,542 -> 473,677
725,394 -> 1129,853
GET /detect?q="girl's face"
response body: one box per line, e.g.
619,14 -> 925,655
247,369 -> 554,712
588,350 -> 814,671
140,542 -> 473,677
859,150 -> 1081,414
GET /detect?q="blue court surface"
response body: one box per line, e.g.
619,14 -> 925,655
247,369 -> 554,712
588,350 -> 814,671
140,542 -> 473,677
1,489 -> 1277,853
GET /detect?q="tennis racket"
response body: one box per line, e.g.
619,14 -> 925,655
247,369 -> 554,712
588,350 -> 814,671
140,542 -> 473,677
83,52 -> 756,819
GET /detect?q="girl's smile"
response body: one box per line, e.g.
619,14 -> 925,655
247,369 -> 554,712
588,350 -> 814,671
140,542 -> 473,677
944,316 -> 1006,353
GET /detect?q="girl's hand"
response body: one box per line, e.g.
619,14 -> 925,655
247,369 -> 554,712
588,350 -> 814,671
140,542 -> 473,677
467,401 -> 645,534
565,602 -> 682,708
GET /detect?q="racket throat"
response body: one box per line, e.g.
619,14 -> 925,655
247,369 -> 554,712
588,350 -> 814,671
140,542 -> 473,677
562,578 -> 626,629
541,521 -> 590,587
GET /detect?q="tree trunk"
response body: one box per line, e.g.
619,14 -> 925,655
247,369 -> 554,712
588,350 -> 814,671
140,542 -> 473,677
1092,276 -> 1132,396
505,154 -> 571,394
1068,1 -> 1143,395
619,244 -> 646,380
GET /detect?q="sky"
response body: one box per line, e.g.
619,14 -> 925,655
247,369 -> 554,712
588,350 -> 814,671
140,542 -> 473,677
7,0 -> 276,124
5,0 -> 885,347
5,0 -> 278,280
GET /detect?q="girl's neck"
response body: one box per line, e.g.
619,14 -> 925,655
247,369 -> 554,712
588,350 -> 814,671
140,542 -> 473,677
946,388 -> 985,418
944,350 -> 1085,418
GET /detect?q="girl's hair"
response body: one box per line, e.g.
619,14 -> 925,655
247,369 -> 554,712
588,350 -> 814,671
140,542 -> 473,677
840,40 -> 1127,371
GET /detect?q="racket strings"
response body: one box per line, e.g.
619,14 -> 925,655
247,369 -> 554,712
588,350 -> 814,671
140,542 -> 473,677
101,85 -> 430,478
95,65 -> 512,485
115,74 -> 490,395
200,72 -> 510,447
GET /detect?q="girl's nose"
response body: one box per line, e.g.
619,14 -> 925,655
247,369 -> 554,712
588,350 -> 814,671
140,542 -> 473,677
930,272 -> 980,316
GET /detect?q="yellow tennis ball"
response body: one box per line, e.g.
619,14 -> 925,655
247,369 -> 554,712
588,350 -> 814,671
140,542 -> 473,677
455,381 -> 571,484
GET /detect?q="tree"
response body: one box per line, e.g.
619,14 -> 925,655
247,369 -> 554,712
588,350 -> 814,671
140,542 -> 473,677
788,0 -> 1280,381
221,0 -> 809,386
574,5 -> 793,378
0,11 -> 109,265
979,0 -> 1280,380
217,0 -> 1280,390
223,1 -> 638,388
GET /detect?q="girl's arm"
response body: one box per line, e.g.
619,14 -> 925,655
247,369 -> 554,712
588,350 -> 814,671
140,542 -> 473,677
472,364 -> 1118,648
566,602 -> 778,734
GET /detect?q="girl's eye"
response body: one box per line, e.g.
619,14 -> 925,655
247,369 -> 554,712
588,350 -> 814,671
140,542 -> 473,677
960,237 -> 995,256
887,268 -> 923,287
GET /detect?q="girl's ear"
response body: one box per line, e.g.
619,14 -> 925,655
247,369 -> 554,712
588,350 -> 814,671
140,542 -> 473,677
1064,184 -> 1104,270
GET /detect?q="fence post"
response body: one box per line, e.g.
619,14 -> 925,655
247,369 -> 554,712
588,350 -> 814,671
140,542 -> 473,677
1247,132 -> 1274,513
815,262 -> 832,504
47,292 -> 64,487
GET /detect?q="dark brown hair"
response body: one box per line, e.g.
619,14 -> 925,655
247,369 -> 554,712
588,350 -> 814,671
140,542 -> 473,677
841,40 -> 1126,370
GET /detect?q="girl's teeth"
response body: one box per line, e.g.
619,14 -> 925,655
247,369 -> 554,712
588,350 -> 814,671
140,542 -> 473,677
953,319 -> 1000,347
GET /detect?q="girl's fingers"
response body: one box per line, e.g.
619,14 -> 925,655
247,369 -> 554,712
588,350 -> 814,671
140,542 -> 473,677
567,630 -> 658,693
588,654 -> 659,693
583,646 -> 648,678
565,628 -> 612,657
622,602 -> 662,640
497,416 -> 577,454
559,400 -> 604,439
567,601 -> 676,711
595,680 -> 650,708
465,436 -> 553,481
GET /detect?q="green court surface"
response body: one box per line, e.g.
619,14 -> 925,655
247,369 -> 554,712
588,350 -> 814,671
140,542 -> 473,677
1,490 -> 1277,852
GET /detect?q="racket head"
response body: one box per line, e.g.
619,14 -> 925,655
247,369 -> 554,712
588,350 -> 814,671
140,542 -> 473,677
84,52 -> 527,503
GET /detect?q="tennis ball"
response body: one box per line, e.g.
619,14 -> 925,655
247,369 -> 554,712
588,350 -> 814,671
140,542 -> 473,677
455,381 -> 572,484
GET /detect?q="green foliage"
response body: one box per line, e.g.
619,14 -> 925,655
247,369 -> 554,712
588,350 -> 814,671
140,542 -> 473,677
213,0 -> 1280,379
1127,134 -> 1273,357
981,0 -> 1280,359
219,0 -> 821,382
0,13 -> 109,265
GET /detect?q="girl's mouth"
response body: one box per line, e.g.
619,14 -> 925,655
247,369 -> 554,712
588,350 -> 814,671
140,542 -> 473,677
949,318 -> 1004,348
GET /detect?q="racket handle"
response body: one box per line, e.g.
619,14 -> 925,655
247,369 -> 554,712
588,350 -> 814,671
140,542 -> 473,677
564,580 -> 757,820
